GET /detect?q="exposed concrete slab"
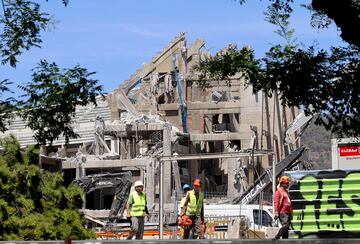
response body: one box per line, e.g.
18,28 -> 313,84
159,101 -> 241,111
62,159 -> 149,169
189,132 -> 242,141
203,108 -> 241,115
104,123 -> 164,132
161,150 -> 273,161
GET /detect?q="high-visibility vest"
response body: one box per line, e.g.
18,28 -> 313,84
180,196 -> 186,208
130,191 -> 146,217
185,190 -> 204,216
178,196 -> 187,215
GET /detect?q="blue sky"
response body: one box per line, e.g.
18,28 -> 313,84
1,0 -> 344,97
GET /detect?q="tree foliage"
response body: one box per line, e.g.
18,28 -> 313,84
0,0 -> 70,67
0,0 -> 50,67
264,0 -> 296,45
195,42 -> 360,137
260,45 -> 360,136
194,45 -> 261,89
0,79 -> 16,132
195,0 -> 360,137
238,0 -> 360,49
19,60 -> 103,146
311,0 -> 360,48
0,0 -> 105,146
0,135 -> 95,240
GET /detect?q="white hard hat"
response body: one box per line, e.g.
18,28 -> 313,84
134,181 -> 144,187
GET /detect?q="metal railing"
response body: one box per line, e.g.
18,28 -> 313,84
203,191 -> 227,200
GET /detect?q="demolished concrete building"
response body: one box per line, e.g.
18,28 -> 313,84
1,33 -> 301,217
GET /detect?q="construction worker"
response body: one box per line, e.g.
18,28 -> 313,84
126,181 -> 150,240
274,175 -> 293,239
180,179 -> 205,239
180,184 -> 191,209
178,184 -> 192,237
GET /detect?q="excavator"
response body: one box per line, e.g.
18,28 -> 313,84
73,171 -> 132,225
74,171 -> 177,239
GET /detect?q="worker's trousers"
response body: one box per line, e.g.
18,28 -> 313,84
127,216 -> 145,240
275,213 -> 291,239
183,215 -> 204,239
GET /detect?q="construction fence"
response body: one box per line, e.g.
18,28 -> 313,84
95,215 -> 272,240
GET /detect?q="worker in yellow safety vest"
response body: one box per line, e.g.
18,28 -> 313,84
126,181 -> 150,240
180,179 -> 205,239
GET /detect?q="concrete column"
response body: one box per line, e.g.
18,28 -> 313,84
120,137 -> 125,159
247,157 -> 254,186
76,162 -> 81,179
146,159 -> 155,208
162,123 -> 172,202
274,91 -> 284,159
126,139 -> 131,159
110,137 -> 120,154
39,146 -> 46,169
95,134 -> 100,156
131,137 -> 136,158
264,95 -> 273,165
227,158 -> 241,201
116,137 -> 120,154
172,160 -> 182,200
160,122 -> 173,240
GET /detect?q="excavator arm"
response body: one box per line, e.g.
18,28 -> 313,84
232,146 -> 305,205
284,112 -> 313,153
74,171 -> 132,223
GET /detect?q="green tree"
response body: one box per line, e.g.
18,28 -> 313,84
310,0 -> 360,48
19,60 -> 103,145
0,1 -> 104,145
238,0 -> 360,49
195,0 -> 360,137
0,135 -> 95,240
0,79 -> 16,132
0,0 -> 68,67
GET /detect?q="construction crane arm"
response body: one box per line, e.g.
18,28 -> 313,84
172,54 -> 188,133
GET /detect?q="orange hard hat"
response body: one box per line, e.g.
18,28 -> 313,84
193,179 -> 202,187
279,176 -> 289,184
178,215 -> 192,227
